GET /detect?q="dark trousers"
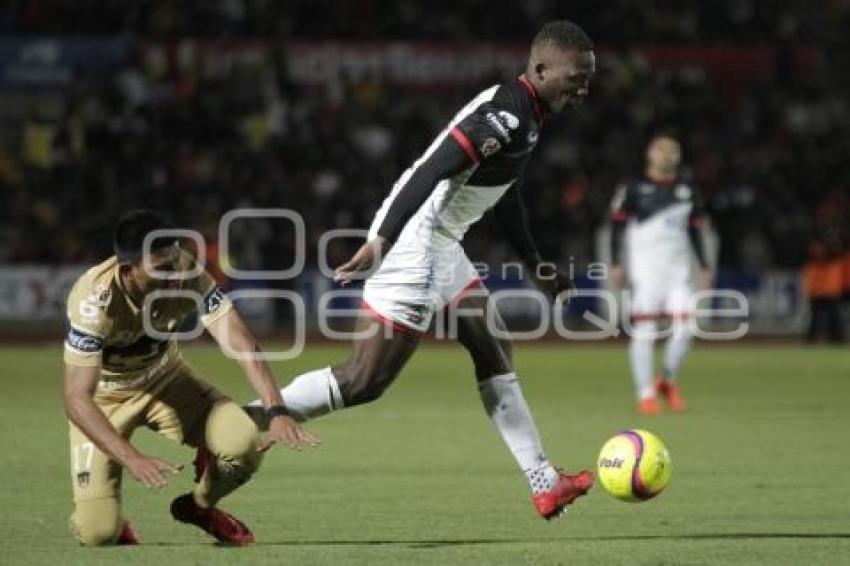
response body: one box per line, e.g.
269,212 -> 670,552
806,297 -> 845,343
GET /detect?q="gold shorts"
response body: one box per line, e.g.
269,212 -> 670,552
68,357 -> 225,502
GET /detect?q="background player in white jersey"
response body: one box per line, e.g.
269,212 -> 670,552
609,133 -> 712,414
248,20 -> 596,519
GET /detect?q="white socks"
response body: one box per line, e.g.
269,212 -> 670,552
629,320 -> 657,400
248,366 -> 343,422
663,318 -> 692,381
478,373 -> 557,493
250,368 -> 558,493
629,318 -> 692,398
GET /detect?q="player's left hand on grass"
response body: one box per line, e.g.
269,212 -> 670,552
334,237 -> 389,286
259,415 -> 321,452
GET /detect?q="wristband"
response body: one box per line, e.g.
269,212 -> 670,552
267,405 -> 291,419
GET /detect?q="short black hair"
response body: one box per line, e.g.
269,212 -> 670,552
532,20 -> 594,52
113,209 -> 177,264
648,128 -> 681,144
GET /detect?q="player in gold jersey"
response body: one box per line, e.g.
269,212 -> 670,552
63,210 -> 317,546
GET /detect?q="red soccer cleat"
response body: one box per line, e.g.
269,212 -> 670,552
116,521 -> 140,545
638,396 -> 661,415
655,378 -> 686,412
532,469 -> 594,520
170,494 -> 255,545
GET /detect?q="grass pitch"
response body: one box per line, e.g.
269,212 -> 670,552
1,342 -> 849,565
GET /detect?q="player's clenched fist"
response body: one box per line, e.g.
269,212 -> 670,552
259,415 -> 320,452
124,453 -> 182,488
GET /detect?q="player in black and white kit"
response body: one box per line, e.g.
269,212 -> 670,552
609,133 -> 712,414
249,21 -> 596,518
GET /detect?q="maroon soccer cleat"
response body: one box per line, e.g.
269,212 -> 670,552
170,494 -> 255,545
655,377 -> 686,412
116,521 -> 140,545
532,469 -> 594,520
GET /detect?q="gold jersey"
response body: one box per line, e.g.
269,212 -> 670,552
63,253 -> 232,388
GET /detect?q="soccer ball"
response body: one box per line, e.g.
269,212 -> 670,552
597,429 -> 672,502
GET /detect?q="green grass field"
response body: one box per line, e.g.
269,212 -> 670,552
1,343 -> 849,565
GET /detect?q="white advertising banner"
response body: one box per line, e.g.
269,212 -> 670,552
0,266 -> 86,321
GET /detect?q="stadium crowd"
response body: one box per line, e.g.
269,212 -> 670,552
1,0 -> 848,284
3,0 -> 846,43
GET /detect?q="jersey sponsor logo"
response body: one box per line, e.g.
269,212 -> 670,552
112,329 -> 144,344
484,111 -> 518,144
497,111 -> 519,129
103,334 -> 167,363
638,183 -> 655,194
99,351 -> 173,391
484,112 -> 511,143
66,327 -> 104,353
204,287 -> 226,315
675,184 -> 692,200
480,137 -> 501,157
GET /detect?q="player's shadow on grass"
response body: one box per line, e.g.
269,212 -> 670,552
251,532 -> 850,548
584,533 -> 850,542
146,532 -> 850,549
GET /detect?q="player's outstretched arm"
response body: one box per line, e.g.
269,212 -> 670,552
205,308 -> 319,451
63,363 -> 182,488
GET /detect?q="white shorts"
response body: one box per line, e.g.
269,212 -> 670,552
628,264 -> 694,319
362,240 -> 483,334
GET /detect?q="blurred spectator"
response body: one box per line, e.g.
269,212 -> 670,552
2,0 -> 846,43
802,239 -> 845,343
843,244 -> 850,300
